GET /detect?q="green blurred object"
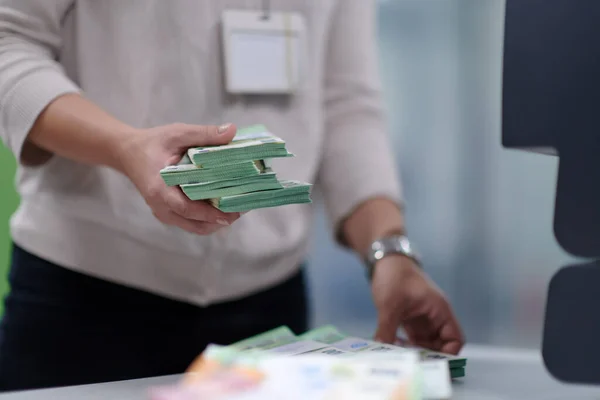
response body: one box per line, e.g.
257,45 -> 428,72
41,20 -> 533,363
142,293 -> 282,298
450,367 -> 465,379
0,145 -> 19,316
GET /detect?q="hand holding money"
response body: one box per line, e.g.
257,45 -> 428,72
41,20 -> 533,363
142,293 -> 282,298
118,123 -> 241,235
159,124 -> 313,213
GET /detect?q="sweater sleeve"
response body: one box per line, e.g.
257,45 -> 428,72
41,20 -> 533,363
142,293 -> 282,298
318,0 -> 403,236
0,0 -> 80,161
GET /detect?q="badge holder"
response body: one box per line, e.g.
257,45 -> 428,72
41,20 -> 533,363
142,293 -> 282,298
221,5 -> 306,95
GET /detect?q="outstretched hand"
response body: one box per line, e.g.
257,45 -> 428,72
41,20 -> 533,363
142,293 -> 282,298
118,123 -> 241,235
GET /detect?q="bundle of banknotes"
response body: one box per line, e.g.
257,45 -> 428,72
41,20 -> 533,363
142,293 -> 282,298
159,125 -> 312,212
148,325 -> 467,400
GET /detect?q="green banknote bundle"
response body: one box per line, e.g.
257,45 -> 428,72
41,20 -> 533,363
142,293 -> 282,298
181,172 -> 282,200
159,124 -> 312,212
208,180 -> 312,213
187,125 -> 293,168
160,156 -> 267,186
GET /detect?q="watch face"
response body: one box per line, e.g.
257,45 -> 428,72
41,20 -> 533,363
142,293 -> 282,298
368,236 -> 419,267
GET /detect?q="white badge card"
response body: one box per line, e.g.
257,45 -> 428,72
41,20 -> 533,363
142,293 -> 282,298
222,10 -> 306,94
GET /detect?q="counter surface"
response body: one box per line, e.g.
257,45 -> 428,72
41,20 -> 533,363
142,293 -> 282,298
0,345 -> 598,399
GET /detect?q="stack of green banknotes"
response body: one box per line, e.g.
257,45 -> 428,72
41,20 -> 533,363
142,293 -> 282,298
159,125 -> 312,212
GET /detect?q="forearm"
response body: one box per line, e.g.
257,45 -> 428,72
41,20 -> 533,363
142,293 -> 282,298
24,93 -> 136,171
341,197 -> 405,258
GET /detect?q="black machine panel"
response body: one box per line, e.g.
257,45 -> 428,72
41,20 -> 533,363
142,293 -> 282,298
503,0 -> 600,385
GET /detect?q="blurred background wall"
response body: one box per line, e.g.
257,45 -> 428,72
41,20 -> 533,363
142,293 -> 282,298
306,0 -> 577,350
0,0 -> 577,349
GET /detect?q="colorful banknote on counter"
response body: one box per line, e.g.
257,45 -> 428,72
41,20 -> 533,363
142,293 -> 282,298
301,326 -> 467,369
148,325 -> 465,400
151,344 -> 422,400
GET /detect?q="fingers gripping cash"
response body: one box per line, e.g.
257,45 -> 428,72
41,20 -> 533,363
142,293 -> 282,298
159,124 -> 312,213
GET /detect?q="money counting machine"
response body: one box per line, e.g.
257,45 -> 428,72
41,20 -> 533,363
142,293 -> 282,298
502,0 -> 600,386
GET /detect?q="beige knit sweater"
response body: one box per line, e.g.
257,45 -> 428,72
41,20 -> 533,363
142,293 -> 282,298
0,0 -> 401,305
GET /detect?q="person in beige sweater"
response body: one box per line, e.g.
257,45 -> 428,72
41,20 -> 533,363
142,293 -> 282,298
0,0 -> 464,391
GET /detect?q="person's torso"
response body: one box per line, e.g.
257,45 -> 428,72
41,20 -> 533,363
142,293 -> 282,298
16,0 -> 337,262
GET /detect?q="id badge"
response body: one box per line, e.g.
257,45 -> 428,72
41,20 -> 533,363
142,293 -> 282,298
221,10 -> 306,94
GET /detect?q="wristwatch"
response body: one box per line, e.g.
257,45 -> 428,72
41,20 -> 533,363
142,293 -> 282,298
365,234 -> 421,280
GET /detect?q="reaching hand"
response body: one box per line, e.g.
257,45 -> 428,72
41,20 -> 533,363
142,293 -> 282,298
117,123 -> 241,235
371,255 -> 464,355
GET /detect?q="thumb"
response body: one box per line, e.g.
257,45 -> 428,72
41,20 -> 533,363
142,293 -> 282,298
171,123 -> 237,150
374,313 -> 398,344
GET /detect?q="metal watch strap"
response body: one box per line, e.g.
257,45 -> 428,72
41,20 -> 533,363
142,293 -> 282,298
365,235 -> 421,280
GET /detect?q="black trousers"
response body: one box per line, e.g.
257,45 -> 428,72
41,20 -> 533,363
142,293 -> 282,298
0,245 -> 308,392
